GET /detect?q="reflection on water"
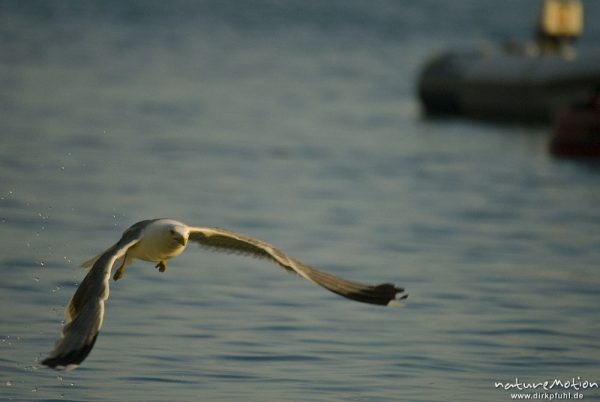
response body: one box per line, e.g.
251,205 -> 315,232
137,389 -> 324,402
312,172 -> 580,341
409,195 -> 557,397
1,1 -> 600,401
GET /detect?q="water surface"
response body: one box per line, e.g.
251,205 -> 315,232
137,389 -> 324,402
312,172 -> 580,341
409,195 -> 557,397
1,1 -> 600,401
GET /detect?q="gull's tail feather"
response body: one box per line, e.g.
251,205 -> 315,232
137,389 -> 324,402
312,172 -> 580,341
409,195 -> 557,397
81,256 -> 125,277
80,255 -> 100,269
296,262 -> 407,306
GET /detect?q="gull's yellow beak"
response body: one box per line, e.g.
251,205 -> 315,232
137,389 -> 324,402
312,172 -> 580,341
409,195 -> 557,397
176,235 -> 187,246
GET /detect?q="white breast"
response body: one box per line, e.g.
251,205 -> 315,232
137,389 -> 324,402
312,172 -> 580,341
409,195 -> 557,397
129,234 -> 186,262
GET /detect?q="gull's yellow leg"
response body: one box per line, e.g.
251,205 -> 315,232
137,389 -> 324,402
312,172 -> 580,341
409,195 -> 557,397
155,260 -> 167,272
113,262 -> 126,281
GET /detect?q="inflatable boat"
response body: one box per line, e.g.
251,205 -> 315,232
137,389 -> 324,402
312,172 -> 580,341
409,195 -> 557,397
417,45 -> 600,123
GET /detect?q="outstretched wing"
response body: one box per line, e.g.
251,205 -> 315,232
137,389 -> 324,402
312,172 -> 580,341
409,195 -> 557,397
41,221 -> 150,370
188,227 -> 407,306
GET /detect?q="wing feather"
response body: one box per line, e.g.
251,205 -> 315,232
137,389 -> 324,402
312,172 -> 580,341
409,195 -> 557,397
42,223 -> 147,370
188,227 -> 407,306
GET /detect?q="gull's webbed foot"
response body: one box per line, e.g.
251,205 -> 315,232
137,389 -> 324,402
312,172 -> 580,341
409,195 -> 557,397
113,265 -> 126,281
155,260 -> 167,272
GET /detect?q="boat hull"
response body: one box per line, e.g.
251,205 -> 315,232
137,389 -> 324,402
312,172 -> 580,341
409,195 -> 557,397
418,47 -> 600,123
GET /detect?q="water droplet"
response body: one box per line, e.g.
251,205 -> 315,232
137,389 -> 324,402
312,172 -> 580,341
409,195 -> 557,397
40,261 -> 45,267
31,387 -> 38,393
33,276 -> 40,282
6,381 -> 12,387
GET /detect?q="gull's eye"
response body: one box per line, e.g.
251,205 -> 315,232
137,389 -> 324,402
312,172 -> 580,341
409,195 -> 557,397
169,229 -> 176,235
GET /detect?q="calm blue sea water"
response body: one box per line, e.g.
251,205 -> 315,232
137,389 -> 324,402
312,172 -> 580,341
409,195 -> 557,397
2,1 -> 600,401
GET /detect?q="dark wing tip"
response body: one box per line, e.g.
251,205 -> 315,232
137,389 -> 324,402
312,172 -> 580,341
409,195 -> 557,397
299,266 -> 407,307
41,333 -> 99,370
347,283 -> 408,306
382,283 -> 408,305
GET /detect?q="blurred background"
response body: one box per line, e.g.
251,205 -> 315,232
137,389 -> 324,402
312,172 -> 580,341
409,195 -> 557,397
1,1 -> 599,401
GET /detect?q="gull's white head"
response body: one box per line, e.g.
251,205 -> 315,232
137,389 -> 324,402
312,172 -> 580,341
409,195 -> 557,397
151,219 -> 189,248
165,224 -> 188,247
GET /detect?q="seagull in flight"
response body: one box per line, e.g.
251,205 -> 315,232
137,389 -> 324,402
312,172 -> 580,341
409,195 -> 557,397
42,218 -> 407,370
